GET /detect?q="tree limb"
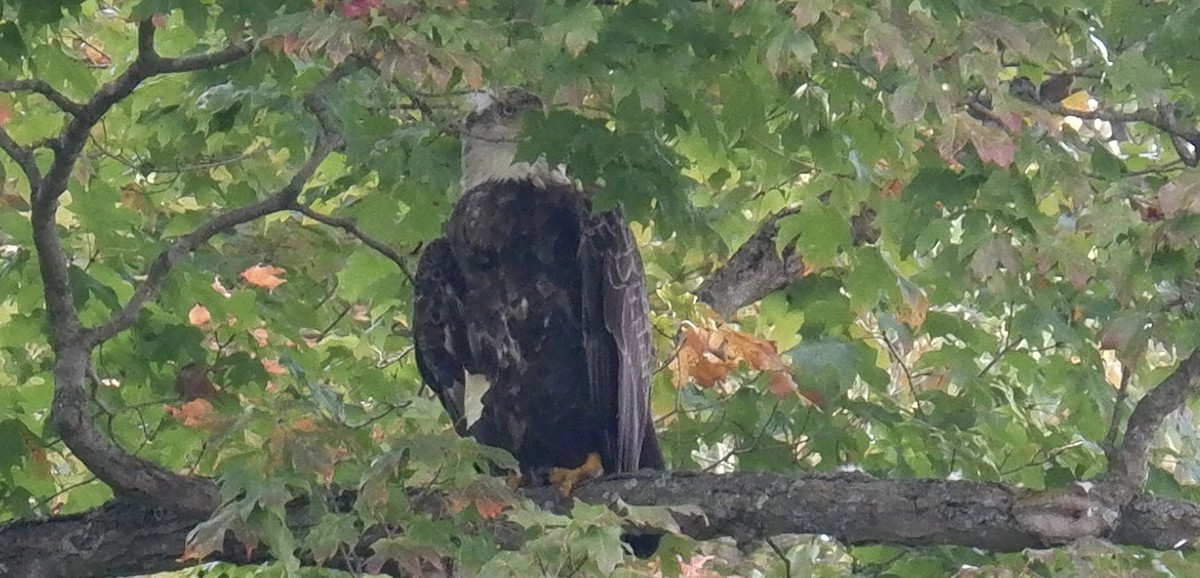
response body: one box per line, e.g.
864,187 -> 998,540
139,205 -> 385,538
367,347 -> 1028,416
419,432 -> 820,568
3,470 -> 1199,578
86,58 -> 362,345
0,126 -> 41,189
0,78 -> 86,116
24,26 -> 353,517
290,202 -> 416,284
1104,350 -> 1200,497
696,205 -> 877,317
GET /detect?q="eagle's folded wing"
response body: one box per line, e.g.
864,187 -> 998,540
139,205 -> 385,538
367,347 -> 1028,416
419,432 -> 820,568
413,238 -> 472,435
580,206 -> 662,472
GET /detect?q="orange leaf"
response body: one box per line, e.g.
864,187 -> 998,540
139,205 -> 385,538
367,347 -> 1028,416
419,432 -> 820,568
150,13 -> 168,28
261,358 -> 286,375
292,416 -> 319,433
767,370 -> 798,399
80,42 -> 111,67
188,304 -> 212,327
721,328 -> 786,372
240,264 -> 287,290
0,103 -> 11,127
475,497 -> 507,519
249,327 -> 269,347
165,399 -> 218,429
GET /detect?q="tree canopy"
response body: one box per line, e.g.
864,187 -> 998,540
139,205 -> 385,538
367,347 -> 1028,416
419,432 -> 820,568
3,0 -> 1200,576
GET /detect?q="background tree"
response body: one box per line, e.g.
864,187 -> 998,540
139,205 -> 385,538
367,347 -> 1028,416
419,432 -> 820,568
2,0 -> 1200,576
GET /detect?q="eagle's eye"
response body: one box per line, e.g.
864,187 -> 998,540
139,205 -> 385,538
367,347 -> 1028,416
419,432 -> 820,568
500,105 -> 517,116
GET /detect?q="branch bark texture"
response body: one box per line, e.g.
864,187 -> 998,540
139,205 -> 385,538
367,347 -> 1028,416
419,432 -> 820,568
2,471 -> 1198,578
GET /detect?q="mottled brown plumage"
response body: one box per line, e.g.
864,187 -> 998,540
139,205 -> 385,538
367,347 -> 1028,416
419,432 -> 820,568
412,89 -> 662,482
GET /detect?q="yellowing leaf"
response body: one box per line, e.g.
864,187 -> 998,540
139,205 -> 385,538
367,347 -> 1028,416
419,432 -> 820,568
240,264 -> 287,290
1060,90 -> 1095,112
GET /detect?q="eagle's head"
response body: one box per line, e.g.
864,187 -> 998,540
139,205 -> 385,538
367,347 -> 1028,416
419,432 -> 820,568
459,87 -> 568,192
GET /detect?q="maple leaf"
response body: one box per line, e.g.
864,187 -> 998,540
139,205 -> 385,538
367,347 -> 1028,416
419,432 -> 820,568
187,304 -> 212,327
970,125 -> 1017,168
1060,90 -> 1095,113
181,506 -> 238,562
261,358 -> 286,375
679,554 -> 720,578
240,264 -> 287,290
767,370 -> 799,399
339,0 -> 381,20
165,399 -> 218,429
791,3 -> 820,28
249,327 -> 269,347
291,416 -> 319,433
475,497 -> 507,519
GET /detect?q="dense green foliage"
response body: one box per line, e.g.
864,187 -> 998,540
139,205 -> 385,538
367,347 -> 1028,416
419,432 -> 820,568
3,0 -> 1200,575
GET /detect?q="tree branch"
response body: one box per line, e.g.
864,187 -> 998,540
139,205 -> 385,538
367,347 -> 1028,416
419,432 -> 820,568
0,126 -> 41,189
290,203 -> 416,284
0,78 -> 86,116
26,34 -> 355,518
696,204 -> 877,317
2,470 -> 1198,577
1105,350 -> 1200,494
35,21 -> 250,209
86,59 -> 362,346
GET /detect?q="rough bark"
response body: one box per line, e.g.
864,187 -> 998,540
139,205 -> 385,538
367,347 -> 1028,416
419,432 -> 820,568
696,205 -> 878,318
2,471 -> 1198,578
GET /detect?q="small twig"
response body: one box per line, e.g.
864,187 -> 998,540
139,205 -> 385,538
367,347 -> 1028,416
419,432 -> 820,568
84,59 -> 362,346
978,305 -> 1017,378
765,537 -> 793,578
1124,159 -> 1185,177
290,203 -> 416,284
317,303 -> 353,341
1104,367 -> 1133,459
881,332 -> 923,416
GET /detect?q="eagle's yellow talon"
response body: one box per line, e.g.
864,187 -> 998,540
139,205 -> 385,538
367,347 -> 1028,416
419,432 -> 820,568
550,452 -> 604,496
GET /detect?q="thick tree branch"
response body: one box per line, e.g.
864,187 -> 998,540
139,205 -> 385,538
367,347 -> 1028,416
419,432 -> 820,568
290,203 -> 416,284
1104,350 -> 1200,494
3,471 -> 1198,578
696,205 -> 877,317
696,207 -> 805,318
28,45 -> 356,517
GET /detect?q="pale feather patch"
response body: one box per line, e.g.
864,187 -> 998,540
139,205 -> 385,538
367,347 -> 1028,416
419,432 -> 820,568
463,372 -> 491,428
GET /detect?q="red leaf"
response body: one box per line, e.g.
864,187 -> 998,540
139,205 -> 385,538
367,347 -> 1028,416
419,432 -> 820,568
971,126 -> 1017,168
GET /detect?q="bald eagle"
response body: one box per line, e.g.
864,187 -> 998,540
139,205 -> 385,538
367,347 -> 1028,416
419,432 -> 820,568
412,88 -> 663,492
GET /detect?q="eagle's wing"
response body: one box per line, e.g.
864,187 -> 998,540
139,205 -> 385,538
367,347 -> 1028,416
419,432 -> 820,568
580,206 -> 662,472
413,238 -> 472,435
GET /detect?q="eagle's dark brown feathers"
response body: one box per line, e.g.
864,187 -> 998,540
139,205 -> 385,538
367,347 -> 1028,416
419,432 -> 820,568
412,178 -> 662,478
